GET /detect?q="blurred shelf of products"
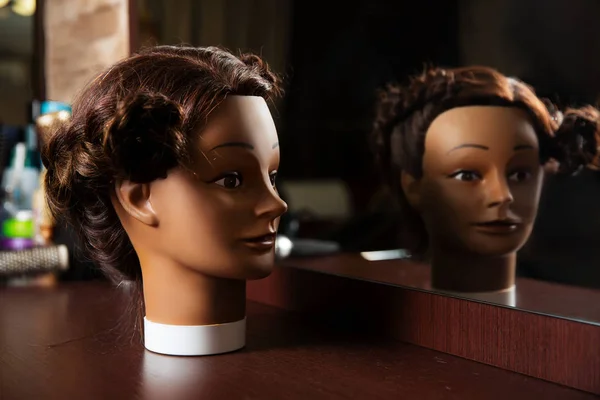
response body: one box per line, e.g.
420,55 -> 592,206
0,100 -> 71,287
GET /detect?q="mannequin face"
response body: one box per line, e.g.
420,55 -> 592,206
402,106 -> 544,256
120,95 -> 287,280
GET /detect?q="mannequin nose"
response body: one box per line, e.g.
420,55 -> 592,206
486,174 -> 513,208
256,187 -> 288,220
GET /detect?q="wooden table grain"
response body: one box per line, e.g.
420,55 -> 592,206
0,282 -> 595,399
280,254 -> 600,323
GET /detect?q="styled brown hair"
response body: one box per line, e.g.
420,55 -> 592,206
371,66 -> 598,255
553,105 -> 600,174
42,45 -> 282,324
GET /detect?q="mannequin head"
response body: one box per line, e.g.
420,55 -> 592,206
43,46 -> 287,326
412,105 -> 544,257
372,66 -> 597,291
114,95 -> 285,281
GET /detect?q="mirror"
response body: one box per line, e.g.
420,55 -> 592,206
128,0 -> 600,327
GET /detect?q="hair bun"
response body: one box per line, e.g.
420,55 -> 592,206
387,67 -> 462,123
103,92 -> 187,182
553,106 -> 600,174
239,53 -> 281,91
370,68 -> 457,170
239,53 -> 267,70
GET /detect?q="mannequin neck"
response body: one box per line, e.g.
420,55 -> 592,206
140,256 -> 246,326
429,247 -> 516,293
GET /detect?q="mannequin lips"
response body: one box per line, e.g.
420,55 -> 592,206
242,233 -> 276,252
472,219 -> 521,234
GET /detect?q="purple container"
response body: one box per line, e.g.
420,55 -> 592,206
1,237 -> 35,251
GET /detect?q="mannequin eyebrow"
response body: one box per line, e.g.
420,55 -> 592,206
210,142 -> 254,151
447,143 -> 535,154
447,143 -> 489,153
210,141 -> 280,151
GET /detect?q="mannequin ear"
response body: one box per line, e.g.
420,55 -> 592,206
400,171 -> 421,210
114,180 -> 159,226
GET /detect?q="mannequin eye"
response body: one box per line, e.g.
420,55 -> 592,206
449,170 -> 481,182
508,170 -> 532,182
269,171 -> 278,187
213,172 -> 242,189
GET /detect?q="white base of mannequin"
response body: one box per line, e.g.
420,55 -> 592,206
143,316 -> 246,356
434,285 -> 517,307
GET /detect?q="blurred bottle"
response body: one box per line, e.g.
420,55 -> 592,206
32,101 -> 72,245
2,141 -> 40,211
32,168 -> 53,245
1,210 -> 35,251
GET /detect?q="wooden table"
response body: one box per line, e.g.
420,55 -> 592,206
0,282 -> 595,399
279,254 -> 600,323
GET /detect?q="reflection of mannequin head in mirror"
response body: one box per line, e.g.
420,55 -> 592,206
42,46 -> 287,355
372,66 -> 598,293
